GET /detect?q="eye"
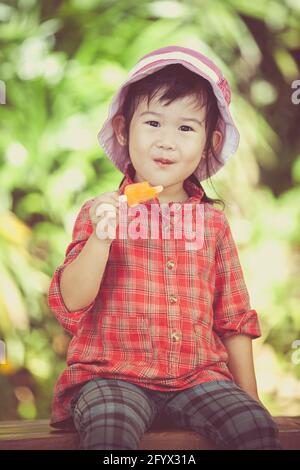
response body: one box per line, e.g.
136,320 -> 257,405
145,120 -> 159,127
180,125 -> 194,132
145,121 -> 194,132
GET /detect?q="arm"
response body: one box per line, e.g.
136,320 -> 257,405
222,333 -> 259,401
61,192 -> 120,310
222,334 -> 271,412
48,200 -> 111,335
212,212 -> 263,403
60,232 -> 111,311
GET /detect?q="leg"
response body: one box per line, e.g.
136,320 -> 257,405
70,378 -> 159,450
162,380 -> 282,450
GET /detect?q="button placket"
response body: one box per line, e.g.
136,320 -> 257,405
162,243 -> 181,377
167,256 -> 181,376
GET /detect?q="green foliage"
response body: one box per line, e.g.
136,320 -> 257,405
0,0 -> 300,419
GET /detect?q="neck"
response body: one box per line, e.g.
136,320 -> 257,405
157,187 -> 189,204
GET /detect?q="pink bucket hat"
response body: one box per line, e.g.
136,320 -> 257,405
97,45 -> 240,181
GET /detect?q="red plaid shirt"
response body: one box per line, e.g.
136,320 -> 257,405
48,163 -> 261,428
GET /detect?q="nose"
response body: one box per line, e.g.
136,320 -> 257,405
156,139 -> 175,151
155,127 -> 176,151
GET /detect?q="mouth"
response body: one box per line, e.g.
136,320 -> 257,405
153,158 -> 175,166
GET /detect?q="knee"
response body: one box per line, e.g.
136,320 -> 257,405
232,410 -> 282,450
255,412 -> 282,449
74,400 -> 146,450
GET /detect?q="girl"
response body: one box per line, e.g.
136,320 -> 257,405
48,45 -> 282,450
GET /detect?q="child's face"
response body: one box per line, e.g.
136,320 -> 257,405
130,93 -> 206,188
113,89 -> 221,200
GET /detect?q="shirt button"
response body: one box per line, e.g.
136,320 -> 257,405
169,295 -> 178,304
167,260 -> 175,270
171,332 -> 181,342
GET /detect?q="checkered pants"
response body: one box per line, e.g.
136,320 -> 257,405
70,378 -> 282,450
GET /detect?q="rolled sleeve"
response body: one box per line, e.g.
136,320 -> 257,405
48,199 -> 95,335
212,213 -> 262,340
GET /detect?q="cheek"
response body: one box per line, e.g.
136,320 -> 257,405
128,132 -> 150,163
185,137 -> 206,157
130,125 -> 149,146
180,146 -> 204,170
182,141 -> 203,158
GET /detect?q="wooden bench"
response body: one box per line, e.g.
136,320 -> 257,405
0,416 -> 300,450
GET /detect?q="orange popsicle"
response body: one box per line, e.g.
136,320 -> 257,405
124,181 -> 164,207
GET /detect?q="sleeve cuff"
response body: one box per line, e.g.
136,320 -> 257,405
48,264 -> 95,322
213,309 -> 262,339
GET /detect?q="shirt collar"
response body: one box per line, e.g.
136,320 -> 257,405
118,162 -> 205,205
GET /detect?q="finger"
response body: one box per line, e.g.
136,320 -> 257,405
111,191 -> 121,200
91,200 -> 115,218
95,214 -> 117,240
95,203 -> 117,217
91,208 -> 119,227
118,194 -> 127,203
90,212 -> 100,225
104,191 -> 120,202
92,192 -> 119,206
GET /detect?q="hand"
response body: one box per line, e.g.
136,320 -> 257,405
89,191 -> 122,244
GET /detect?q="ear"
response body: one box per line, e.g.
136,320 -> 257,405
112,114 -> 127,146
212,130 -> 223,154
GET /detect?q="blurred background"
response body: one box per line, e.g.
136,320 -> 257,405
0,0 -> 300,421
